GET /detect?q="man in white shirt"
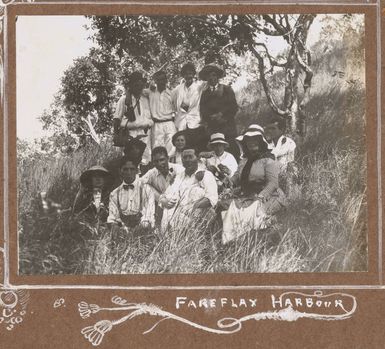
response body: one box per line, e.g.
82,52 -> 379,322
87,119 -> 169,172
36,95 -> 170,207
140,146 -> 184,202
108,157 -> 155,230
113,71 -> 153,164
159,147 -> 218,231
265,117 -> 296,172
148,71 -> 177,155
171,62 -> 208,153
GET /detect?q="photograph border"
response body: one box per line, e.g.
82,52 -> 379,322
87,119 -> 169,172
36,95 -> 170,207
3,1 -> 381,289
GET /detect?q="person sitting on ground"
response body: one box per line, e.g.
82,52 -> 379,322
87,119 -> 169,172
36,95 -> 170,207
265,117 -> 297,196
159,147 -> 218,231
140,146 -> 184,203
148,70 -> 177,155
104,136 -> 148,189
169,130 -> 187,165
200,133 -> 238,191
264,116 -> 296,172
107,157 -> 155,232
140,146 -> 184,225
219,125 -> 287,244
72,165 -> 113,224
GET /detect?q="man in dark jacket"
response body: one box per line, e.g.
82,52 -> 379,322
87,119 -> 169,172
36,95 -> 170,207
199,63 -> 240,160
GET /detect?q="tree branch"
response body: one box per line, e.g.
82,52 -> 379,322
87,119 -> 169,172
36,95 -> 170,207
248,43 -> 287,117
254,42 -> 287,70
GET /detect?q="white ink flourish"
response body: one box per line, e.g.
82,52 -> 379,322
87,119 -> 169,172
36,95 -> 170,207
78,291 -> 357,347
0,289 -> 30,331
81,320 -> 113,347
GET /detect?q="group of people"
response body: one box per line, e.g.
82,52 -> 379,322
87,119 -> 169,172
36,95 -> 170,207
73,62 -> 296,244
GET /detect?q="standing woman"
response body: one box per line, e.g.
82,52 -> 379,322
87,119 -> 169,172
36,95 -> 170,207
220,125 -> 287,244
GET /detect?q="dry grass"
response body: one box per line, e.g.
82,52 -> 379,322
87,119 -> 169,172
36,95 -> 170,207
18,55 -> 368,275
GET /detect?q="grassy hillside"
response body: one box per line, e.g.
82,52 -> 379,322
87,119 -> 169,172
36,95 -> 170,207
18,37 -> 367,274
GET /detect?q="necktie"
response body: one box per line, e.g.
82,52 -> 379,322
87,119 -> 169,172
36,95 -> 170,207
123,184 -> 134,190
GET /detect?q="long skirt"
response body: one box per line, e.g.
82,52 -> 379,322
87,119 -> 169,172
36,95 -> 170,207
220,190 -> 286,244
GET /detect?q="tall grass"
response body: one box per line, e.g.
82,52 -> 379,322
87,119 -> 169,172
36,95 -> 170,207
18,59 -> 368,275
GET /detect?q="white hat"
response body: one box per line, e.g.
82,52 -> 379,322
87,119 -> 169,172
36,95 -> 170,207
236,124 -> 272,149
208,133 -> 229,148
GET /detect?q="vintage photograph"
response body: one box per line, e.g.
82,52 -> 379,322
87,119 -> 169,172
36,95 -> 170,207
16,13 -> 367,275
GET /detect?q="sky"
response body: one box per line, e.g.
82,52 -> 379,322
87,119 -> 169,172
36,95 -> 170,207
16,16 -> 94,140
15,14 -> 354,141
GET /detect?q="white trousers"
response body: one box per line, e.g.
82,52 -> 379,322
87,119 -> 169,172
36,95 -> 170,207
151,121 -> 177,155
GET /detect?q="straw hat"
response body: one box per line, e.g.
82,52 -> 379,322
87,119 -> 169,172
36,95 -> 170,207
207,133 -> 229,149
80,165 -> 112,188
198,63 -> 225,81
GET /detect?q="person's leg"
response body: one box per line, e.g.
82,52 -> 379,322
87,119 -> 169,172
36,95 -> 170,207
164,122 -> 177,155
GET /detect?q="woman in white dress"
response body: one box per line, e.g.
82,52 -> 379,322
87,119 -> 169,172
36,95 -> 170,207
220,125 -> 287,244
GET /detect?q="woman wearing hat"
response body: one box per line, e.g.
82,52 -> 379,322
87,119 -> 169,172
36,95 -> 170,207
199,63 -> 239,160
200,133 -> 238,190
219,125 -> 287,244
72,165 -> 113,223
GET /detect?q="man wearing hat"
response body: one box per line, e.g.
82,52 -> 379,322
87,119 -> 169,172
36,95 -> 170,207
199,63 -> 239,160
113,71 -> 153,165
148,70 -> 177,155
200,133 -> 238,189
73,165 -> 113,223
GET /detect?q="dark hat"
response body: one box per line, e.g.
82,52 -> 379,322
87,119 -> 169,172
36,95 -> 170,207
180,62 -> 196,76
124,136 -> 147,155
152,70 -> 167,79
198,63 -> 225,81
171,130 -> 187,146
125,71 -> 147,86
80,165 -> 112,188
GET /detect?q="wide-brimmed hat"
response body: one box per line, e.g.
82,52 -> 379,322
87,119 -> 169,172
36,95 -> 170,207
80,165 -> 112,188
171,130 -> 187,147
207,133 -> 229,149
180,62 -> 196,76
236,124 -> 271,148
198,63 -> 225,81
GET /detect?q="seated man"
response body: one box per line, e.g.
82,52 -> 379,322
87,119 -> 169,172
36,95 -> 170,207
159,147 -> 218,231
264,117 -> 296,172
107,157 -> 155,231
200,133 -> 238,190
140,146 -> 184,203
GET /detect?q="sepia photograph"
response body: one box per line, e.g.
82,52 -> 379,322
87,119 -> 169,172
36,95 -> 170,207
16,13 -> 367,275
